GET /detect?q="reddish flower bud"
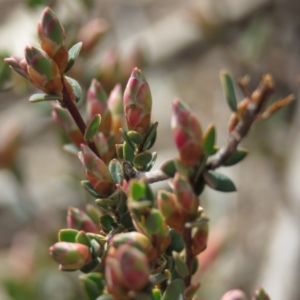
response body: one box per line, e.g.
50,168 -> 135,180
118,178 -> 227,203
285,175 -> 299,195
49,242 -> 92,270
77,18 -> 108,52
171,98 -> 203,166
106,244 -> 150,295
4,57 -> 29,79
191,221 -> 209,255
123,68 -> 152,136
25,46 -> 62,94
174,173 -> 199,222
38,7 -> 68,73
51,103 -> 84,147
157,190 -> 185,233
67,206 -> 99,233
79,144 -> 115,197
221,290 -> 248,300
86,79 -> 112,137
108,83 -> 123,137
110,232 -> 156,260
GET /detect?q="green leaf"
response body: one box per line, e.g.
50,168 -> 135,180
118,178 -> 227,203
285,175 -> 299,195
109,159 -> 123,184
166,229 -> 184,256
65,42 -> 82,73
127,130 -> 143,145
123,141 -> 135,163
76,231 -> 91,247
204,171 -> 236,192
160,159 -> 177,178
223,148 -> 248,166
162,279 -> 184,300
152,288 -> 162,300
80,272 -> 104,300
29,93 -> 62,103
119,128 -> 136,150
145,151 -> 157,171
81,180 -> 102,198
99,215 -> 115,231
116,144 -> 124,159
172,252 -> 189,278
220,70 -> 237,112
143,122 -> 158,150
120,211 -> 134,229
133,151 -> 153,169
203,123 -> 216,155
84,114 -> 101,141
194,175 -> 205,196
151,274 -> 169,285
65,76 -> 82,102
58,229 -> 78,242
63,143 -> 79,156
80,258 -> 101,274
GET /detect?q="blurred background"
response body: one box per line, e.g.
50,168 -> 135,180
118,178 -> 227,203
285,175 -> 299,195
0,0 -> 300,299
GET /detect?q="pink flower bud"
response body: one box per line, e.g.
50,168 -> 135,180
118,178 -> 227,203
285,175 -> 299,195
86,79 -> 112,137
49,242 -> 92,270
191,221 -> 208,255
4,57 -> 29,79
173,173 -> 199,222
67,206 -> 99,233
171,98 -> 203,166
25,46 -> 62,94
79,144 -> 115,197
105,244 -> 150,294
38,7 -> 68,73
221,289 -> 248,300
123,68 -> 152,136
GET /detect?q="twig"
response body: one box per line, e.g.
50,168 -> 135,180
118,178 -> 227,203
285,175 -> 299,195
183,227 -> 193,287
61,78 -> 101,158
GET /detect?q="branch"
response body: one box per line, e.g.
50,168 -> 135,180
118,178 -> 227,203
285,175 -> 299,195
61,78 -> 101,158
206,74 -> 274,170
183,227 -> 193,287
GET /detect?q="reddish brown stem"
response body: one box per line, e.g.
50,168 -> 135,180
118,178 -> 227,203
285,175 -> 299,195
61,78 -> 101,158
183,227 -> 194,288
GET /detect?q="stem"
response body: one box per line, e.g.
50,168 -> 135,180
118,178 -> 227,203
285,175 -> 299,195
61,78 -> 101,158
183,227 -> 193,287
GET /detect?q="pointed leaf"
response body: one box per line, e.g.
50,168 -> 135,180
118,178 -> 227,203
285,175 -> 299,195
143,122 -> 158,150
223,148 -> 248,166
65,42 -> 82,73
220,70 -> 237,112
99,215 -> 114,231
145,151 -> 157,171
81,180 -> 102,198
203,123 -> 216,155
109,159 -> 123,184
65,76 -> 82,102
162,279 -> 184,300
204,171 -> 236,192
119,128 -> 136,150
166,229 -> 184,256
172,252 -> 189,278
194,175 -> 205,196
29,93 -> 62,103
58,229 -> 78,242
84,114 -> 101,141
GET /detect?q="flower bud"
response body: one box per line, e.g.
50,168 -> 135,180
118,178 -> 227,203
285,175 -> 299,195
67,206 -> 99,233
25,46 -> 62,94
79,144 -> 115,197
51,103 -> 84,147
49,242 -> 92,270
123,68 -> 152,136
191,221 -> 208,255
38,7 -> 68,73
108,83 -> 123,137
110,232 -> 156,260
253,287 -> 270,300
157,190 -> 185,233
171,98 -> 203,166
106,244 -> 150,294
86,79 -> 112,137
174,173 -> 199,222
4,57 -> 29,79
221,290 -> 248,300
77,18 -> 108,52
